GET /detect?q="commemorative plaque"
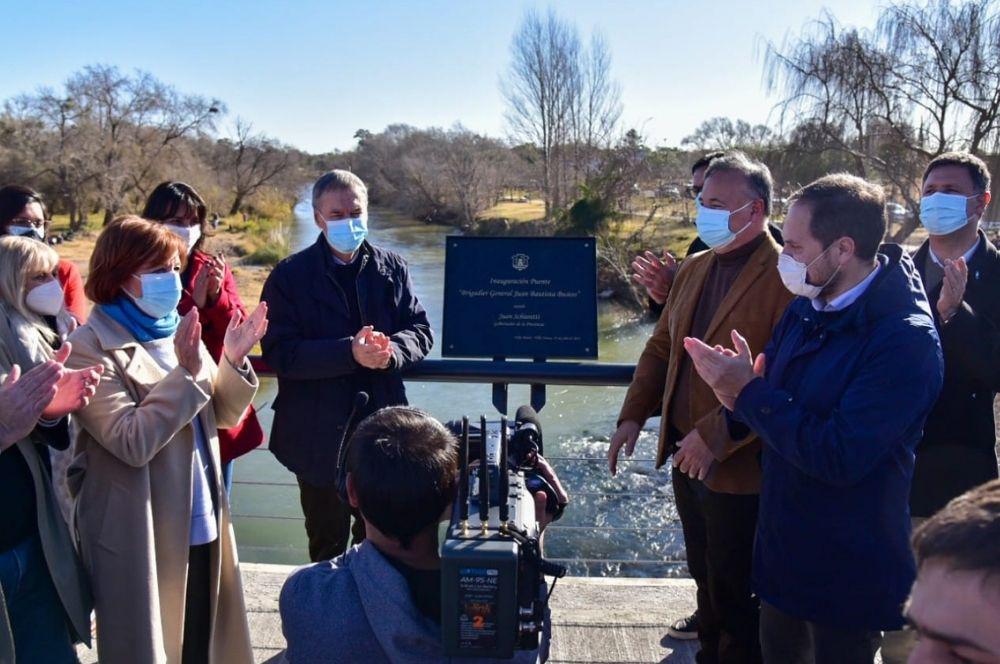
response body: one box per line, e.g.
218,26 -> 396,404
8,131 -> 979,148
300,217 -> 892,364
443,237 -> 598,359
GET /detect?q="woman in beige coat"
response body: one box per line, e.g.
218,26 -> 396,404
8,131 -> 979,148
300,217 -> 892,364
66,217 -> 268,664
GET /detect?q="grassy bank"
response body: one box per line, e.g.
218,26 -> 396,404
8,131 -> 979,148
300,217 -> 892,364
49,213 -> 291,310
478,196 -> 702,265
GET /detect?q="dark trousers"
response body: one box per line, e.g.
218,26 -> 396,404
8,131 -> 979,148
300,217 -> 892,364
0,535 -> 77,663
672,466 -> 762,664
182,543 -> 211,664
297,478 -> 366,562
759,602 -> 881,664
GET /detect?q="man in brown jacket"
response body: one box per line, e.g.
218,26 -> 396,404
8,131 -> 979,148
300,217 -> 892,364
608,152 -> 793,664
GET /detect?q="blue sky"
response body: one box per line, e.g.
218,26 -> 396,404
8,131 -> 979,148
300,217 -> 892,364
1,0 -> 880,154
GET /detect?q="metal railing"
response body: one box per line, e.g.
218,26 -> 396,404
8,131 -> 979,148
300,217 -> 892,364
234,357 -> 689,574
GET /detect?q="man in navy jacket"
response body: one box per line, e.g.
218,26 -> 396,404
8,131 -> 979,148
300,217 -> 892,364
261,170 -> 433,562
684,174 -> 943,663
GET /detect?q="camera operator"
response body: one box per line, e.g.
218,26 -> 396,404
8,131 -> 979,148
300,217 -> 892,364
279,406 -> 568,664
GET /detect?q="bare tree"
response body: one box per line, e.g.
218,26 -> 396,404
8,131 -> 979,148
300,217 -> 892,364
63,65 -> 223,224
440,127 -> 510,225
681,117 -> 773,152
765,0 -> 1000,239
502,9 -> 621,220
215,117 -> 292,215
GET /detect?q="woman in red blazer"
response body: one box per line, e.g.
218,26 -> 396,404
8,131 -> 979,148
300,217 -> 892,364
143,181 -> 264,492
0,185 -> 88,323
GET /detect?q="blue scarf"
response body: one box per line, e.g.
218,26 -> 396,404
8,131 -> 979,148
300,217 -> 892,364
99,296 -> 180,342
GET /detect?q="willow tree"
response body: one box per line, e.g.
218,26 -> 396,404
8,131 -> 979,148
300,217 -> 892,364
764,0 -> 1000,240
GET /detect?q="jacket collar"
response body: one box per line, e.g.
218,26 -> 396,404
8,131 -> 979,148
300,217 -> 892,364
88,306 -> 146,351
791,243 -> 930,333
913,229 -> 995,277
702,231 -> 783,341
347,541 -> 441,662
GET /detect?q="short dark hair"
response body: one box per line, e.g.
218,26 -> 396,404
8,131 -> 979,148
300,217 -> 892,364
789,173 -> 886,261
691,151 -> 726,175
142,181 -> 208,251
346,406 -> 458,548
0,185 -> 48,234
86,216 -> 187,304
704,151 -> 774,215
923,151 -> 992,194
913,479 -> 1000,582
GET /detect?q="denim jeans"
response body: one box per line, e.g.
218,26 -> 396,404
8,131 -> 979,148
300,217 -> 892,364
0,535 -> 77,663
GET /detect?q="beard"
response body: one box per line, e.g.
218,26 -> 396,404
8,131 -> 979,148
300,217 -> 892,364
807,252 -> 842,299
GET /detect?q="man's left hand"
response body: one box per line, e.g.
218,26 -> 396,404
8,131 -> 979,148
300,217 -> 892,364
672,429 -> 715,481
683,329 -> 762,410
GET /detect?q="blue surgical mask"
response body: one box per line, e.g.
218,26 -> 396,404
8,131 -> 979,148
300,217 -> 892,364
323,216 -> 368,254
9,225 -> 44,241
128,271 -> 182,319
695,201 -> 752,249
920,192 -> 978,236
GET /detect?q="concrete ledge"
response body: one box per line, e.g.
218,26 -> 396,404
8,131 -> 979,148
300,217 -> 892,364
80,563 -> 701,663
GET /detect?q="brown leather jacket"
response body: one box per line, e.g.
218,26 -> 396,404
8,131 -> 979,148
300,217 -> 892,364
618,233 -> 794,494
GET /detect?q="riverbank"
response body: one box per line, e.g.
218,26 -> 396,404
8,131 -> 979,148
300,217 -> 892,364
49,213 -> 284,310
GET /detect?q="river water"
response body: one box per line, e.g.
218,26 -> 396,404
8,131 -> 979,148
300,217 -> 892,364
230,201 -> 686,577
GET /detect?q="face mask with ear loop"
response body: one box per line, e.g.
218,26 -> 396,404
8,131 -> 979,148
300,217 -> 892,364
695,201 -> 754,249
919,192 -> 981,236
777,246 -> 841,298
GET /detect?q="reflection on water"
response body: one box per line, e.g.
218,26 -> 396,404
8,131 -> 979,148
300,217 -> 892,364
232,202 -> 684,577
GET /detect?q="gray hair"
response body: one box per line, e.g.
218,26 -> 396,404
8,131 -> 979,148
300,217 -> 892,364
312,169 -> 369,209
704,151 -> 774,216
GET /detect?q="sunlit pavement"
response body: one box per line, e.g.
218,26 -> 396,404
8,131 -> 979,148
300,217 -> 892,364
77,563 -> 702,663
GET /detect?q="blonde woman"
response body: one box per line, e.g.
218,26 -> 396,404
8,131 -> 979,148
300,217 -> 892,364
67,217 -> 268,664
0,236 -> 102,662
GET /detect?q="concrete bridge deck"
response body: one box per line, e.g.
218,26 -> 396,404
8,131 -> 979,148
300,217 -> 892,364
79,563 -> 700,663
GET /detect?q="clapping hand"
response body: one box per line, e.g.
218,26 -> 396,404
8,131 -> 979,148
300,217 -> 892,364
682,330 -> 765,411
352,326 -> 393,369
192,253 -> 226,308
175,309 -> 204,376
937,257 -> 968,322
0,361 -> 61,450
40,342 -> 104,420
631,250 -> 678,306
223,303 -> 269,368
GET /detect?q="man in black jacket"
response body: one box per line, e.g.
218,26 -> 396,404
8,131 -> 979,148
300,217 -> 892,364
261,170 -> 433,562
881,152 -> 1000,663
910,152 -> 1000,518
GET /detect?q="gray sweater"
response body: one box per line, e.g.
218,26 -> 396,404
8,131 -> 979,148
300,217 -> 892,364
280,541 -> 545,663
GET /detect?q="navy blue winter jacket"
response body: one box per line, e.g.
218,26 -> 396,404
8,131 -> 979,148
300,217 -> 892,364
731,245 -> 943,630
261,237 -> 433,486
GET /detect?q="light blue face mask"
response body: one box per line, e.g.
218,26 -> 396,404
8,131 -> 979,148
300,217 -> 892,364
129,271 -> 182,319
920,192 -> 979,236
323,216 -> 368,254
695,201 -> 753,249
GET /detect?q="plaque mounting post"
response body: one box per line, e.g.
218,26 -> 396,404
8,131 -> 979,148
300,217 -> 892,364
491,356 -> 508,415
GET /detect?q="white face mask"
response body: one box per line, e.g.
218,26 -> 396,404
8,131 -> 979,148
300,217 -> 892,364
777,247 -> 840,298
164,223 -> 201,250
25,278 -> 64,317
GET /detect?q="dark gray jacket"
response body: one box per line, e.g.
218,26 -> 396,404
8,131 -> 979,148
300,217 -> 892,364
911,232 -> 1000,517
261,236 -> 433,485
